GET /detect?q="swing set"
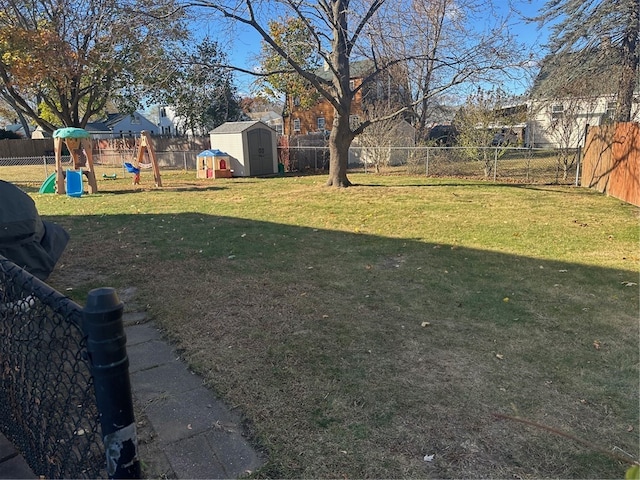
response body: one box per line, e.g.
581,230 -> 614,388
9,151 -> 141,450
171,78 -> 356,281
124,131 -> 163,187
51,128 -> 162,194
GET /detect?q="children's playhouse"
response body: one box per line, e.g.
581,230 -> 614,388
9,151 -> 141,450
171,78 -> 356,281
196,149 -> 232,179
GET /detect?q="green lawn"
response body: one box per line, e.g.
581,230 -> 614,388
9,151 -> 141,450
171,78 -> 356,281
31,172 -> 639,478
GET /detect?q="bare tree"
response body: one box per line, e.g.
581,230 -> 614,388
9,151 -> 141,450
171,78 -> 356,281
182,0 -> 526,187
453,87 -> 522,178
182,0 -> 389,187
355,102 -> 414,173
367,0 -> 529,141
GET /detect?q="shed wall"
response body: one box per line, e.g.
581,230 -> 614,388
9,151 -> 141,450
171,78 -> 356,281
210,133 -> 247,176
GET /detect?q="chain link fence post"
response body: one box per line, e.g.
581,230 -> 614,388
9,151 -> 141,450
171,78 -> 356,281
83,287 -> 140,479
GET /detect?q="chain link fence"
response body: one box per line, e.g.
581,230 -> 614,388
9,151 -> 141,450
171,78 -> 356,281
0,151 -> 202,186
0,145 -> 580,185
0,257 -> 105,478
281,145 -> 581,185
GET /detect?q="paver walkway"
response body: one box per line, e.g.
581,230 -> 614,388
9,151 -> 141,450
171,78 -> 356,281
125,316 -> 264,479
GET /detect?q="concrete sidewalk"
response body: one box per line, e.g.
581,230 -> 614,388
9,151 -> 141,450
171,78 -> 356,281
125,315 -> 264,479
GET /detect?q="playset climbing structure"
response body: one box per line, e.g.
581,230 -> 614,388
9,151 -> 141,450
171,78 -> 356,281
53,127 -> 98,195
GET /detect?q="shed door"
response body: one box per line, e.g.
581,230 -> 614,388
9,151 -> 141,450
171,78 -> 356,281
247,129 -> 273,175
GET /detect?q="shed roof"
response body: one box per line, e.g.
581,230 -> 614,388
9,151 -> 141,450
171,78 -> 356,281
209,121 -> 273,135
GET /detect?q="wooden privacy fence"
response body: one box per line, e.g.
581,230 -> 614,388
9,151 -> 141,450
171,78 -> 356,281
582,122 -> 640,206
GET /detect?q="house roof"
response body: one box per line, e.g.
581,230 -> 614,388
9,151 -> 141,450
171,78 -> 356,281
84,121 -> 110,133
531,50 -> 638,98
316,59 -> 374,81
247,111 -> 282,123
209,121 -> 273,134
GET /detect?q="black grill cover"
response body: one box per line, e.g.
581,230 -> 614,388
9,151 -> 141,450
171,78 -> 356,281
0,180 -> 69,280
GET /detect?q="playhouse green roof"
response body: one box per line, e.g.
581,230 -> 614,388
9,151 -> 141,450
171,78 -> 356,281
53,127 -> 91,139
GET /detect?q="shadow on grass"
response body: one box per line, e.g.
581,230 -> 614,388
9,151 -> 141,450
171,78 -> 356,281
29,184 -> 228,196
41,211 -> 639,479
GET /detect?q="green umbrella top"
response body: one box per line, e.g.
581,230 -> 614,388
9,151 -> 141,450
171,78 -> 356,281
53,127 -> 91,139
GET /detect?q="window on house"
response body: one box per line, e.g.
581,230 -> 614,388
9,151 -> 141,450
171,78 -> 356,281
293,118 -> 301,132
293,97 -> 301,106
160,108 -> 167,118
317,117 -> 326,130
349,115 -> 360,128
275,124 -> 283,135
131,115 -> 141,125
605,100 -> 616,119
349,80 -> 355,91
551,104 -> 564,119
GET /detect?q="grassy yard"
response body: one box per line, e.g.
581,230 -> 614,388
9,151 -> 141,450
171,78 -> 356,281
27,172 -> 639,478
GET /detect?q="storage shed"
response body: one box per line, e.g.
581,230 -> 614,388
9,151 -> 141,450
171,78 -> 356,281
209,121 -> 278,177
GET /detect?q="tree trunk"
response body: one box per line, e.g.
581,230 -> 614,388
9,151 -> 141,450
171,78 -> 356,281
326,111 -> 353,187
325,0 -> 354,188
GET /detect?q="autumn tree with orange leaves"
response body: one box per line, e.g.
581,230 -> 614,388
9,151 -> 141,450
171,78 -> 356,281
0,0 -> 188,132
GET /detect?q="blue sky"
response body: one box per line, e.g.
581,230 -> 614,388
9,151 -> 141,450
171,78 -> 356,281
191,0 -> 552,97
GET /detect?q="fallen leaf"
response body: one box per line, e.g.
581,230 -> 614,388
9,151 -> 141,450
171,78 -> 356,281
503,297 -> 509,302
495,353 -> 504,360
421,321 -> 431,327
423,454 -> 435,462
187,424 -> 192,430
621,281 -> 638,287
628,425 -> 634,432
593,340 -> 601,350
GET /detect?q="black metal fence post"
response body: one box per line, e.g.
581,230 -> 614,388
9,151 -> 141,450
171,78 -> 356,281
83,287 -> 141,479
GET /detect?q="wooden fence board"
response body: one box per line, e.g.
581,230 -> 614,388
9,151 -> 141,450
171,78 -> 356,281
582,122 -> 640,206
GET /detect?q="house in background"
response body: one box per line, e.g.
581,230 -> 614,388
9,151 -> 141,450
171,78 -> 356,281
526,95 -> 638,148
156,106 -> 178,136
86,111 -> 159,139
247,110 -> 283,135
284,60 -> 405,137
2,123 -> 33,138
526,53 -> 639,148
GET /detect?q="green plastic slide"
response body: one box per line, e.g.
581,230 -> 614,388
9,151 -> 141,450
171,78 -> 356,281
39,173 -> 56,194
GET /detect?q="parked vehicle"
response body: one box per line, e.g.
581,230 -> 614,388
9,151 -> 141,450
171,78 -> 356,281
491,129 -> 519,146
